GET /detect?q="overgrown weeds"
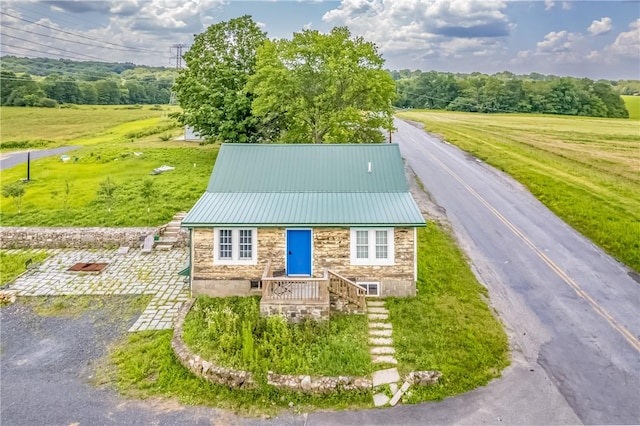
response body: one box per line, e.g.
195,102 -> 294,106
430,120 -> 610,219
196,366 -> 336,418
183,296 -> 373,379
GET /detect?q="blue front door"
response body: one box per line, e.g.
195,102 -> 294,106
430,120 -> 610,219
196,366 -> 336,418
286,230 -> 312,276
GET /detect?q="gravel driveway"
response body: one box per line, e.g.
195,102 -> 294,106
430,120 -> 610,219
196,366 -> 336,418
0,298 -> 301,426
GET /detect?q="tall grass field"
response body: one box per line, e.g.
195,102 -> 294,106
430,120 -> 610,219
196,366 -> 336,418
397,110 -> 640,272
0,106 -> 216,226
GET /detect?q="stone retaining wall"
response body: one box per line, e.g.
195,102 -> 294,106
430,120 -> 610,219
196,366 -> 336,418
171,299 -> 257,389
267,372 -> 371,392
171,298 -> 373,393
0,227 -> 188,249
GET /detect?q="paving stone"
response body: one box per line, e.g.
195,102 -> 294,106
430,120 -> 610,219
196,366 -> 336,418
373,393 -> 390,407
367,307 -> 389,314
389,383 -> 398,395
369,329 -> 393,337
370,346 -> 396,355
8,247 -> 188,333
367,301 -> 385,307
372,368 -> 400,386
389,381 -> 411,406
369,337 -> 394,346
368,313 -> 388,320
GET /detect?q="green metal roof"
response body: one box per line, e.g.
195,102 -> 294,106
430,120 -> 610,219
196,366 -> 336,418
182,192 -> 425,226
208,143 -> 409,193
182,144 -> 426,227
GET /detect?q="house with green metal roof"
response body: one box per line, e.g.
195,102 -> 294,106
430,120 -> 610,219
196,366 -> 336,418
182,143 -> 426,321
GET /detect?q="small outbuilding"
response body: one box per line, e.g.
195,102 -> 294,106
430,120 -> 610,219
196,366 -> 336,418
181,143 -> 426,321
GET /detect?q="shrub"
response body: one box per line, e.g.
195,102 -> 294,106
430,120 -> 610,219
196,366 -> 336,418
38,98 -> 59,108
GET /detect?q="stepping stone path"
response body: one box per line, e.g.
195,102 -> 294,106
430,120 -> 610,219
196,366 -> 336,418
368,300 -> 411,407
366,300 -> 397,365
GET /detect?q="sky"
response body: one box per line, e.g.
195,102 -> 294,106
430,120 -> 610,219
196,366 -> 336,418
1,0 -> 639,80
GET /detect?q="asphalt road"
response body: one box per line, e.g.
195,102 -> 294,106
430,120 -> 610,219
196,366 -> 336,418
0,146 -> 80,171
392,118 -> 640,424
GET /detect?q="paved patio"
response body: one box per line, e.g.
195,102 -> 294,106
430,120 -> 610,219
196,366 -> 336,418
4,247 -> 189,332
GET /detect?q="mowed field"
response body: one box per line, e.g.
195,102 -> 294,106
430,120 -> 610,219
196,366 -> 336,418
622,95 -> 640,120
0,106 -> 218,227
0,105 -> 177,150
397,110 -> 640,272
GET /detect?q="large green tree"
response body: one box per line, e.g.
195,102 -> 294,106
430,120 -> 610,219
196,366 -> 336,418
172,16 -> 267,143
249,27 -> 396,143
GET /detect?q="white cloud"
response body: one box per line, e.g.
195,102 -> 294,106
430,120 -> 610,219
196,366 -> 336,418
562,2 -> 572,10
588,17 -> 612,36
323,0 -> 511,59
544,0 -> 554,11
607,19 -> 640,58
536,31 -> 572,53
0,2 -> 226,66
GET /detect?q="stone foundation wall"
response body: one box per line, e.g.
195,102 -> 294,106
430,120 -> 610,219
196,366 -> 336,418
259,300 -> 330,322
191,279 -> 252,297
380,280 -> 416,297
0,227 -> 175,249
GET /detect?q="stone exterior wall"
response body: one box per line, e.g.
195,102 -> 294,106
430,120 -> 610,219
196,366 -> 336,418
191,227 -> 416,297
259,299 -> 330,322
0,227 -> 172,249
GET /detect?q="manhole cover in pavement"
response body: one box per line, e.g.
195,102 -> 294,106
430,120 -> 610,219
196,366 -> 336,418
67,262 -> 109,272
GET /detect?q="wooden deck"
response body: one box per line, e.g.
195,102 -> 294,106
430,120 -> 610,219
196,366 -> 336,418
260,260 -> 366,319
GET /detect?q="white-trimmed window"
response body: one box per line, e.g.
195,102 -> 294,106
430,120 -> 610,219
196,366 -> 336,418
357,282 -> 380,297
214,228 -> 257,265
350,228 -> 394,265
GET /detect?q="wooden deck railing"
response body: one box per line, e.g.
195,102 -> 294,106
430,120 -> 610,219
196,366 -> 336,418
261,261 -> 329,302
260,261 -> 366,309
327,270 -> 366,311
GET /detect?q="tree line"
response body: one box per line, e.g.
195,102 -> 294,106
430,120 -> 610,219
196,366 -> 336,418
0,57 -> 176,107
392,70 -> 630,118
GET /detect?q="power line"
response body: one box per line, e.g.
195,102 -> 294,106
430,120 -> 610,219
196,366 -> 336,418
2,23 -> 159,54
0,43 -> 98,62
1,11 -> 159,53
1,32 -> 107,62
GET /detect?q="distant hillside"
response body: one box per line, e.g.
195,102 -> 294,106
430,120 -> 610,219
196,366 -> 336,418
0,56 -> 177,106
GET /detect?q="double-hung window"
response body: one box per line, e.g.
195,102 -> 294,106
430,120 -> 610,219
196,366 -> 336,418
350,228 -> 394,265
214,228 -> 257,265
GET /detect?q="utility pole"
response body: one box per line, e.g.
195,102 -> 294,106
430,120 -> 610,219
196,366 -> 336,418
170,43 -> 186,69
169,43 -> 186,105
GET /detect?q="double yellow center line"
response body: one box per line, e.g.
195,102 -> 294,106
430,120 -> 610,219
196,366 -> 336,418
412,139 -> 640,353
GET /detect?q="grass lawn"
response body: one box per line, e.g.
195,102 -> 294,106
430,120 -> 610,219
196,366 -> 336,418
622,95 -> 640,120
389,224 -> 509,402
0,106 -> 218,227
102,222 -> 509,414
0,250 -> 50,286
397,110 -> 640,272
